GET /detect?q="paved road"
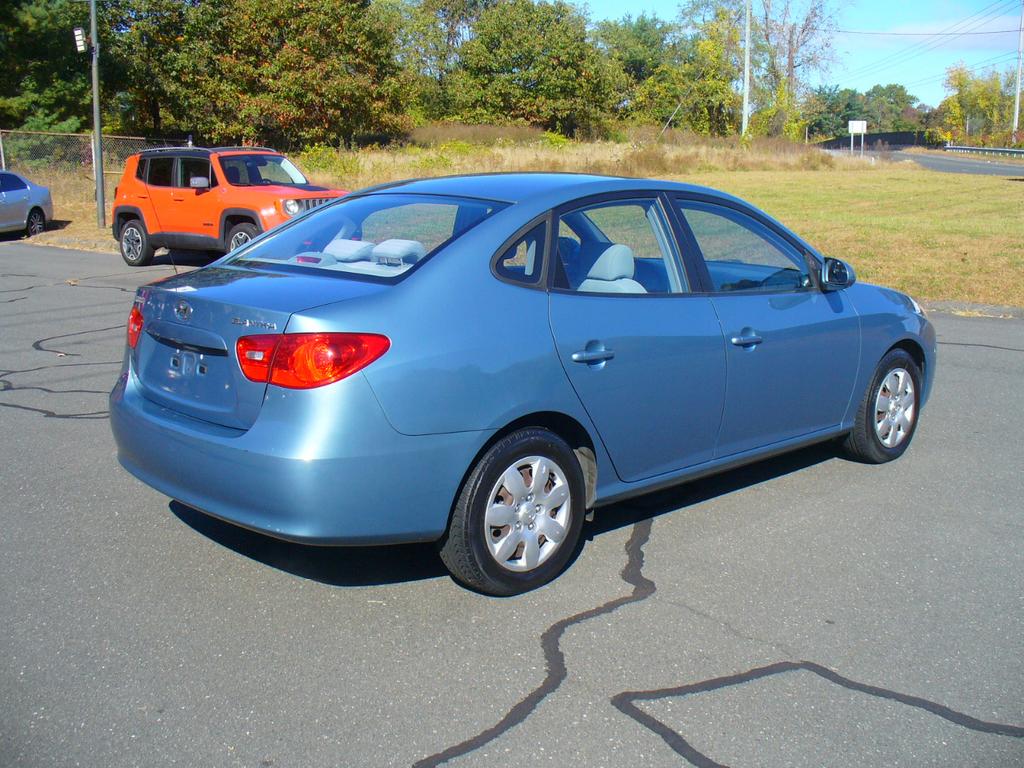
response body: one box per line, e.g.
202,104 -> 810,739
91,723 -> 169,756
2,242 -> 1022,768
890,150 -> 1024,177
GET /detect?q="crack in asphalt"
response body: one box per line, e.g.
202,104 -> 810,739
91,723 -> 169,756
32,325 -> 123,357
611,660 -> 1024,767
412,518 -> 656,768
664,598 -> 798,658
1,296 -> 26,304
0,401 -> 108,419
937,340 -> 1024,353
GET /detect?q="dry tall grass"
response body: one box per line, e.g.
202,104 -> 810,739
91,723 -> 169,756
298,138 -> 856,191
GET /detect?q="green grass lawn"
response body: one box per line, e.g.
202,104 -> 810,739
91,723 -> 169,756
688,167 -> 1024,308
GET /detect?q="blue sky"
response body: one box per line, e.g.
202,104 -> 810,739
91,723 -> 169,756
580,0 -> 1022,108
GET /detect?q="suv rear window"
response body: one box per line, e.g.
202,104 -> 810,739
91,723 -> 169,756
225,194 -> 507,281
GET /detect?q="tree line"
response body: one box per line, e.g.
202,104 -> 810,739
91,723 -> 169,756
1,0 -> 1019,148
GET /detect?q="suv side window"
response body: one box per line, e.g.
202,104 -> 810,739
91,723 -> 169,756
495,222 -> 546,286
135,158 -> 148,181
675,200 -> 811,293
178,158 -> 216,188
146,157 -> 174,187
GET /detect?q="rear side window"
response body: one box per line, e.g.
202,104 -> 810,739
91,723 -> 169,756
0,173 -> 27,191
495,222 -> 547,286
134,158 -> 147,180
147,157 -> 174,187
226,193 -> 507,282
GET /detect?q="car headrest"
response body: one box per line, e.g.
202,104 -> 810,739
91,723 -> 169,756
586,244 -> 635,281
372,239 -> 427,266
324,238 -> 374,263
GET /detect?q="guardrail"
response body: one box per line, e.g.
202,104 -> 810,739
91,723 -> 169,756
944,145 -> 1024,158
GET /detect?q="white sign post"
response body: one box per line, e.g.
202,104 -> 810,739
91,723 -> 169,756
849,120 -> 867,155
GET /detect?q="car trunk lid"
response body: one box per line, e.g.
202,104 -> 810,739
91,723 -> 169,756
132,266 -> 383,429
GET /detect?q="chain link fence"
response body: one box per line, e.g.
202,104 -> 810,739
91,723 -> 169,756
0,129 -> 185,201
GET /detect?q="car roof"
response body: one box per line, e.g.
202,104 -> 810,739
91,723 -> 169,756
364,172 -> 738,206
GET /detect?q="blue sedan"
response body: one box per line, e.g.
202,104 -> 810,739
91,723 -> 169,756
110,173 -> 936,595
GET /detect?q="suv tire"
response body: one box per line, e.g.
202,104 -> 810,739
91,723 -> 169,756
227,222 -> 258,251
119,219 -> 154,266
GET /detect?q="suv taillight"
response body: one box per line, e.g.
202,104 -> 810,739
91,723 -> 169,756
236,333 -> 389,389
127,305 -> 144,348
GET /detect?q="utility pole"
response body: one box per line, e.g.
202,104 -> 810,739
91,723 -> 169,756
741,0 -> 751,135
1013,0 -> 1023,139
90,0 -> 105,229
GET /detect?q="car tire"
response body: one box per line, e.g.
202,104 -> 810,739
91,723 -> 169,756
25,207 -> 46,238
842,348 -> 922,464
227,222 -> 258,251
119,219 -> 154,266
440,428 -> 586,596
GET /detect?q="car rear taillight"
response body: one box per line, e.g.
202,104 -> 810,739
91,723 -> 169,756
236,333 -> 390,389
127,305 -> 144,348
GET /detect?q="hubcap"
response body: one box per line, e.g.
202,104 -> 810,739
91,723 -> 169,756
122,227 -> 143,260
230,231 -> 251,250
484,455 -> 571,573
874,367 -> 916,448
28,213 -> 44,236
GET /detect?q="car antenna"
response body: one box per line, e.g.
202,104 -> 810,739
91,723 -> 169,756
166,245 -> 178,275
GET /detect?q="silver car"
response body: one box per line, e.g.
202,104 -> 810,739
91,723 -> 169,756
0,170 -> 53,237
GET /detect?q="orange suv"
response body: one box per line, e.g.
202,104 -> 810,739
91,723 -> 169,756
111,147 -> 346,266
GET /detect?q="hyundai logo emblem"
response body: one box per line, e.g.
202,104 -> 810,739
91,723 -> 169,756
174,300 -> 192,322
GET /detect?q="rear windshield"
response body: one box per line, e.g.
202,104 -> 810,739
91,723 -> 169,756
226,193 -> 507,281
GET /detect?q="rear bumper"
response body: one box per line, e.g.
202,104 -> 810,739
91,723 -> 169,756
110,366 -> 491,545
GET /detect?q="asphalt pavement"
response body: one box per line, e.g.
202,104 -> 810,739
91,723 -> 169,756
889,150 -> 1024,177
2,242 -> 1022,767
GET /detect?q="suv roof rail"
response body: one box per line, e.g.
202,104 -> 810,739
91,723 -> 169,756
134,145 -> 279,156
210,146 -> 278,153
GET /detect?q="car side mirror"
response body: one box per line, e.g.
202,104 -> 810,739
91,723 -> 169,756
189,176 -> 210,189
821,257 -> 856,291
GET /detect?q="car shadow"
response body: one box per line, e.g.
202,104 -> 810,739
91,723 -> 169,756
150,248 -> 220,268
169,441 -> 841,589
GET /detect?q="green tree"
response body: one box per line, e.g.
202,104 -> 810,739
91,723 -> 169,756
0,0 -> 92,130
593,13 -> 677,86
452,0 -> 618,136
937,64 -> 1016,144
178,0 -> 411,147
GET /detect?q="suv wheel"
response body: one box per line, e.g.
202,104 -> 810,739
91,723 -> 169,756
227,222 -> 258,251
119,219 -> 154,266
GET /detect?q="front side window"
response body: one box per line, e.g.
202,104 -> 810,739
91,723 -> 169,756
178,158 -> 217,188
676,201 -> 811,293
146,157 -> 174,187
225,194 -> 507,281
553,199 -> 687,295
218,154 -> 307,186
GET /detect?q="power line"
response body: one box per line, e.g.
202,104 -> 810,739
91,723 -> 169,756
900,52 -> 1017,90
840,0 -> 1018,81
836,28 -> 1017,37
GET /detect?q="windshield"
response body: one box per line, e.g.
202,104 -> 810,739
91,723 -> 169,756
225,193 -> 508,281
218,154 -> 308,186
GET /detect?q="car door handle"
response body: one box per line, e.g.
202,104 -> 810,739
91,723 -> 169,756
135,194 -> 148,200
730,333 -> 763,347
571,347 -> 615,363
